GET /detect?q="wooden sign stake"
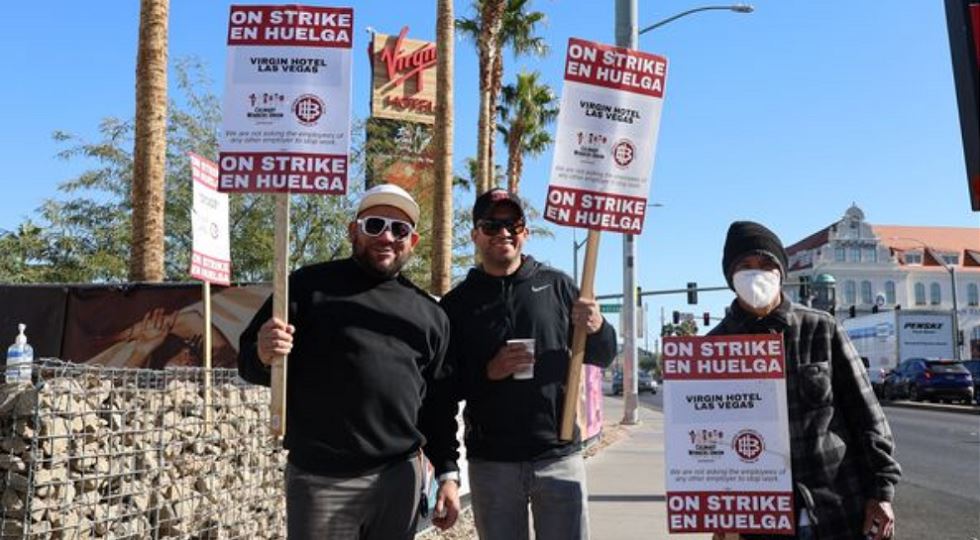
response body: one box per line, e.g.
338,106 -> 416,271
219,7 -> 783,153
203,280 -> 213,427
560,229 -> 601,441
270,194 -> 290,438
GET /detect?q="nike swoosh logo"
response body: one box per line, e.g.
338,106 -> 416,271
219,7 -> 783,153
531,285 -> 551,293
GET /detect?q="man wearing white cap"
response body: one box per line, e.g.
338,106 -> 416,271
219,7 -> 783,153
239,184 -> 457,539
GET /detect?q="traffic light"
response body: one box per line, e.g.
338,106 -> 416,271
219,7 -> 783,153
849,305 -> 856,318
672,310 -> 680,324
703,312 -> 711,326
687,282 -> 698,304
799,281 -> 811,301
636,286 -> 642,307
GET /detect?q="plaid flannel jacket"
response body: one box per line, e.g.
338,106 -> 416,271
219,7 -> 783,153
709,297 -> 901,540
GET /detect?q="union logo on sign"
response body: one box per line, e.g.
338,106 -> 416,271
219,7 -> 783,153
732,429 -> 765,463
292,94 -> 325,126
612,138 -> 636,168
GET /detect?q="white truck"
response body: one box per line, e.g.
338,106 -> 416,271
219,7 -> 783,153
842,310 -> 955,395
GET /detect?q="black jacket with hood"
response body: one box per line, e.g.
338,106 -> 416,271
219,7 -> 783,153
709,297 -> 901,540
421,256 -> 617,475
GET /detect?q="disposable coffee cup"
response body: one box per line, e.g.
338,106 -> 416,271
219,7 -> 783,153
507,338 -> 536,380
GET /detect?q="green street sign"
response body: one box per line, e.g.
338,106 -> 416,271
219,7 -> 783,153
600,304 -> 622,313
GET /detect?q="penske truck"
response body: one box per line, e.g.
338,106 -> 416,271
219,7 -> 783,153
842,310 -> 955,396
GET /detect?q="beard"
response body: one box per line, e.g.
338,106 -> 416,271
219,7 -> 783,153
351,240 -> 411,279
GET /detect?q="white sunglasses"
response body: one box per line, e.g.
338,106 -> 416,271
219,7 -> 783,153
356,216 -> 415,239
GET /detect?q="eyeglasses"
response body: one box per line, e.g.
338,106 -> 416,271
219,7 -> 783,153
477,218 -> 526,236
357,216 -> 415,240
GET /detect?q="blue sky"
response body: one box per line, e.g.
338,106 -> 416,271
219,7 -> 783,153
2,1 -> 978,341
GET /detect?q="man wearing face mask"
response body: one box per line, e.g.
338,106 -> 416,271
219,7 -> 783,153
238,184 -> 458,539
708,221 -> 901,540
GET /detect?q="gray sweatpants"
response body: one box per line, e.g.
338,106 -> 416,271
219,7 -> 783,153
285,458 -> 421,540
468,451 -> 589,540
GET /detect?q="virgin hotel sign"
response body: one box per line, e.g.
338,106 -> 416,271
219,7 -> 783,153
371,27 -> 437,124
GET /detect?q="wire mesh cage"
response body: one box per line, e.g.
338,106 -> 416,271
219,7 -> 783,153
0,360 -> 285,539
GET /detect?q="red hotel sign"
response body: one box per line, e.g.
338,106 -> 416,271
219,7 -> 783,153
370,26 -> 437,124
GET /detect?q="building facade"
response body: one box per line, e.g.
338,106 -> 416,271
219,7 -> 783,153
785,205 -> 980,360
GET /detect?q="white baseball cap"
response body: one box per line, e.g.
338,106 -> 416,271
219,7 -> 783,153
356,184 -> 420,225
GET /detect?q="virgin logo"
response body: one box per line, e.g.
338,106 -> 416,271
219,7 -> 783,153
377,26 -> 437,92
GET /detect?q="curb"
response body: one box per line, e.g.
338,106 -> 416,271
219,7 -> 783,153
881,400 -> 980,415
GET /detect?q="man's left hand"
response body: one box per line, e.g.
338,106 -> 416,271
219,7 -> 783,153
863,499 -> 895,539
572,298 -> 603,334
431,479 -> 460,530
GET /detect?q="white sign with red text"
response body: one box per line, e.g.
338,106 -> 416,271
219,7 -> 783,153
662,335 -> 794,535
545,38 -> 667,234
189,153 -> 231,285
219,5 -> 353,194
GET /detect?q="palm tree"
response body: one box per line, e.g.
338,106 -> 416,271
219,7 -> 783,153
497,71 -> 557,193
457,0 -> 505,195
130,0 -> 169,281
457,0 -> 547,194
431,0 -> 455,295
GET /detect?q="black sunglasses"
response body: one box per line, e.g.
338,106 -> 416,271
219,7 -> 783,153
477,218 -> 527,236
357,216 -> 415,239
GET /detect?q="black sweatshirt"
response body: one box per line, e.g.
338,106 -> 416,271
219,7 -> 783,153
420,256 -> 617,475
238,258 -> 449,477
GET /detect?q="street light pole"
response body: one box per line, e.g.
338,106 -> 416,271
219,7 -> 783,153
616,0 -> 640,425
950,265 -> 961,361
615,2 -> 753,425
639,4 -> 754,34
573,231 -> 587,284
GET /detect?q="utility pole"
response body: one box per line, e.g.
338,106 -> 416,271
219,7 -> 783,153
616,0 -> 640,425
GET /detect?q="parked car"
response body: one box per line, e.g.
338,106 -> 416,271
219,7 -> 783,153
881,358 -> 974,404
610,371 -> 658,395
962,359 -> 980,405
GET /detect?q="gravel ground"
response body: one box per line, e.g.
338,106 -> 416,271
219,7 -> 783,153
416,422 -> 630,540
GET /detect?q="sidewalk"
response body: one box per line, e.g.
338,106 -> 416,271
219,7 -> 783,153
586,395 -> 711,540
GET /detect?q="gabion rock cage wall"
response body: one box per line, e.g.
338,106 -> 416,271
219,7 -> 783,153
0,362 -> 286,539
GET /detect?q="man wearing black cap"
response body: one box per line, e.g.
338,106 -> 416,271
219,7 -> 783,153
238,184 -> 456,539
708,221 -> 901,540
421,188 -> 617,539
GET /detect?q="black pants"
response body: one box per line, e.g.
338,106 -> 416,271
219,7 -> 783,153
285,458 -> 421,540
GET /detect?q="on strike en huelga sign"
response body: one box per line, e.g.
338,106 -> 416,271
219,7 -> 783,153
219,5 -> 353,194
544,38 -> 667,234
662,335 -> 794,535
189,153 -> 231,285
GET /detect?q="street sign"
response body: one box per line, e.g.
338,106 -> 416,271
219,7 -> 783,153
600,304 -> 622,313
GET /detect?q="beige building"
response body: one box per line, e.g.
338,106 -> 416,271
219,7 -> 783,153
784,205 -> 980,360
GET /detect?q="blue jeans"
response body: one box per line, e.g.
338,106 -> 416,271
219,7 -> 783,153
797,524 -> 817,540
468,452 -> 589,540
285,459 -> 420,540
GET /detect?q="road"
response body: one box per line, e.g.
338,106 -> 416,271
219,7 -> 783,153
882,404 -> 979,540
631,391 -> 980,539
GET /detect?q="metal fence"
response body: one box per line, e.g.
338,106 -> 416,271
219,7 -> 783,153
0,361 -> 285,539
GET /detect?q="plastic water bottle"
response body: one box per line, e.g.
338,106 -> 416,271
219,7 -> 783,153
6,324 -> 33,384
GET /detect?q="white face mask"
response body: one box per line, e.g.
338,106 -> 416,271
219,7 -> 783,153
732,269 -> 782,309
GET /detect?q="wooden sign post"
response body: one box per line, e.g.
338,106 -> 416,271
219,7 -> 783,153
560,229 -> 600,441
269,195 -> 290,437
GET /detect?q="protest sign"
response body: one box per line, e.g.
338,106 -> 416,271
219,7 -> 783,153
545,37 -> 667,235
219,4 -> 353,194
189,153 -> 230,285
663,335 -> 794,535
555,37 -> 668,440
218,4 -> 355,437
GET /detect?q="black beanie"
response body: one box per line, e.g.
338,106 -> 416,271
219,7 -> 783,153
722,221 -> 788,289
